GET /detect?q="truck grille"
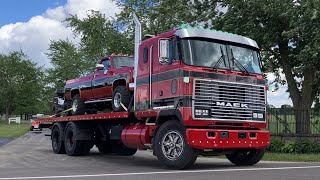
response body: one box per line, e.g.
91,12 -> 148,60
193,79 -> 266,121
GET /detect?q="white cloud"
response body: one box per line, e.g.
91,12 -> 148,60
266,73 -> 293,107
0,0 -> 120,67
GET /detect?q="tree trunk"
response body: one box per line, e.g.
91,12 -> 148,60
5,104 -> 10,122
294,107 -> 310,134
278,42 -> 315,134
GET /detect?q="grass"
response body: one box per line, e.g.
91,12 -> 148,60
0,120 -> 30,138
262,152 -> 320,162
267,113 -> 320,134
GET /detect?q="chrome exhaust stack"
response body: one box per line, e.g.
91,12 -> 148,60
132,13 -> 141,111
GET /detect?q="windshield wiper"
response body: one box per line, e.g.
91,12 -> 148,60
230,48 -> 250,75
212,46 -> 227,69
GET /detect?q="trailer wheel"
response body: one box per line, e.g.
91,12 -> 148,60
154,121 -> 198,169
71,94 -> 86,115
51,123 -> 65,154
112,86 -> 131,112
64,122 -> 87,156
225,148 -> 265,166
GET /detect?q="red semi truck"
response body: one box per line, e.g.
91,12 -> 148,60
36,14 -> 269,169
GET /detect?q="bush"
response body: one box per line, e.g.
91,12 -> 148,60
267,139 -> 284,152
267,139 -> 320,153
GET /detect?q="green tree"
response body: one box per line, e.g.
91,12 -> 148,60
46,39 -> 88,89
116,0 -> 218,36
216,0 -> 320,134
66,10 -> 133,60
0,51 -> 43,121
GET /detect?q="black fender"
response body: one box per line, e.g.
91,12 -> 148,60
155,109 -> 184,125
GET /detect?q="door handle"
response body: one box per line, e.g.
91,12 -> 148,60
94,74 -> 99,78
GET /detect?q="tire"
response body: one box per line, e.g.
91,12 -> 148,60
64,122 -> 89,156
51,123 -> 66,154
81,141 -> 94,155
226,148 -> 265,166
112,86 -> 131,112
97,141 -> 113,154
71,94 -> 86,115
154,121 -> 198,169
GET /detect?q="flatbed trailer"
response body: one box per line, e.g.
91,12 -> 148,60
35,14 -> 270,169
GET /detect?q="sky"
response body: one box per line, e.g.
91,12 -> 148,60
0,0 -> 293,107
0,0 -> 67,27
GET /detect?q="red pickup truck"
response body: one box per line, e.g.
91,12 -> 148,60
60,54 -> 134,115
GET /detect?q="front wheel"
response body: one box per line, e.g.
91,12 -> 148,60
225,148 -> 265,166
154,121 -> 198,169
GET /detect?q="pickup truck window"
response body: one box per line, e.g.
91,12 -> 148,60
97,60 -> 110,72
102,60 -> 110,70
112,56 -> 134,68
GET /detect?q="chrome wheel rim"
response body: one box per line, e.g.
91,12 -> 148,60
114,92 -> 121,108
161,130 -> 184,160
72,99 -> 78,112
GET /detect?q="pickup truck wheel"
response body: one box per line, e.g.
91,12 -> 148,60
112,86 -> 131,112
225,148 -> 265,166
154,121 -> 198,169
51,123 -> 65,154
71,94 -> 86,115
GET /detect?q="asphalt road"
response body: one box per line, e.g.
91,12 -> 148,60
0,130 -> 320,180
0,138 -> 13,147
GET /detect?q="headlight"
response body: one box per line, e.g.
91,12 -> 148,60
253,112 -> 264,120
195,109 -> 210,118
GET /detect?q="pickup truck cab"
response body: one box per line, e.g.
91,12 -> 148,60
63,54 -> 134,115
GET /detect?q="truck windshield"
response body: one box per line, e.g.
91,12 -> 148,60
181,39 -> 229,69
112,56 -> 134,68
229,45 -> 262,74
181,39 -> 262,74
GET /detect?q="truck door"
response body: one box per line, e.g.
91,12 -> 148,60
136,41 -> 154,110
152,38 -> 181,109
92,58 -> 113,99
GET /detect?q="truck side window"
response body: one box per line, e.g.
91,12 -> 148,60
101,60 -> 110,72
143,48 -> 148,63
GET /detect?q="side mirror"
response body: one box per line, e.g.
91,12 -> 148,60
96,64 -> 104,70
159,39 -> 170,64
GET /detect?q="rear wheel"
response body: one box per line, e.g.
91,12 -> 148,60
154,121 -> 198,169
97,141 -> 113,154
51,123 -> 65,154
64,122 -> 91,156
71,94 -> 86,115
225,148 -> 265,166
112,86 -> 131,112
